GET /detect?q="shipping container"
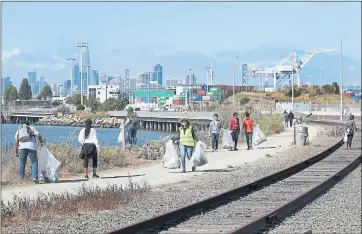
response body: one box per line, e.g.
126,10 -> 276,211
197,90 -> 206,96
202,96 -> 211,101
135,90 -> 175,98
344,93 -> 355,97
201,85 -> 207,90
173,100 -> 184,105
350,96 -> 361,101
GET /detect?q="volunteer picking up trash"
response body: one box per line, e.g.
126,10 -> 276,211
242,112 -> 255,150
209,113 -> 221,152
14,120 -> 44,184
172,119 -> 197,173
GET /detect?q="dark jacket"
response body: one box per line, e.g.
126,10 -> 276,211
288,112 -> 294,120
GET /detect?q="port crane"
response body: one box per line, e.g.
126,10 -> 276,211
250,48 -> 337,90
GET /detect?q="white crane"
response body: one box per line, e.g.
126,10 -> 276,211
251,48 -> 336,90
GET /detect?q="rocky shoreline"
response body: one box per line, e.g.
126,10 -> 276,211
36,115 -> 123,128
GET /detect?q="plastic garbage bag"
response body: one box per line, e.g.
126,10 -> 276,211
163,140 -> 180,169
38,146 -> 61,183
222,129 -> 233,149
191,141 -> 208,167
252,126 -> 267,146
117,126 -> 125,143
343,128 -> 350,143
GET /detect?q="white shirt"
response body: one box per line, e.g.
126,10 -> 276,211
78,128 -> 99,151
14,125 -> 40,151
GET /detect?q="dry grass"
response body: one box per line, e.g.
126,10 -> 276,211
1,143 -> 156,187
1,177 -> 149,226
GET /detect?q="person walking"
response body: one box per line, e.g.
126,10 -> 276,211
14,120 -> 43,183
283,110 -> 289,127
172,119 -> 196,173
125,106 -> 139,145
78,119 -> 100,179
209,114 -> 221,152
346,114 -> 357,149
242,112 -> 254,150
288,110 -> 294,128
229,112 -> 240,151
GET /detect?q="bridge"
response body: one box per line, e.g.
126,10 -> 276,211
2,106 -> 56,124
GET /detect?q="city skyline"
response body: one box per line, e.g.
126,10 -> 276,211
2,2 -> 361,88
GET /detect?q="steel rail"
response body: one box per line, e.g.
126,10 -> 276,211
230,152 -> 361,234
108,122 -> 347,234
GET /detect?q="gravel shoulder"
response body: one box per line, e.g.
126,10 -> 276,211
2,123 -> 344,234
267,165 -> 361,234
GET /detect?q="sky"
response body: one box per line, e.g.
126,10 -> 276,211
2,2 -> 361,87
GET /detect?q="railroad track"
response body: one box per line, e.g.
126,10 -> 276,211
109,123 -> 361,234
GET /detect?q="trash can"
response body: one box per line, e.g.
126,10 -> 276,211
296,126 -> 308,146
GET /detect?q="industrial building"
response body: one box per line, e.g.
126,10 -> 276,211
88,85 -> 121,103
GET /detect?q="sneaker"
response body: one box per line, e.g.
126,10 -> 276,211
181,169 -> 186,173
85,175 -> 89,180
192,167 -> 196,172
246,147 -> 250,150
92,174 -> 100,179
32,178 -> 39,184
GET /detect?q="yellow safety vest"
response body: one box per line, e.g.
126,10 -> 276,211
179,126 -> 195,147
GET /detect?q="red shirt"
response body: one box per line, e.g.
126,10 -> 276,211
243,117 -> 254,133
229,117 -> 240,130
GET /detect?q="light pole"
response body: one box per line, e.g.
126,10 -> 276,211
340,38 -> 346,121
188,68 -> 192,109
292,49 -> 295,112
317,68 -> 323,87
232,56 -> 238,110
67,58 -> 76,97
84,64 -> 92,100
205,66 -> 211,92
77,42 -> 88,105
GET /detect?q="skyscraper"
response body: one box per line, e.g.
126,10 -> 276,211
63,80 -> 71,95
137,72 -> 152,89
152,64 -> 163,87
2,77 -> 12,92
72,64 -> 80,91
90,70 -> 99,85
28,71 -> 37,93
81,46 -> 90,94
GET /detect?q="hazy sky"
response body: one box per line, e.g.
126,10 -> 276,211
2,2 -> 361,86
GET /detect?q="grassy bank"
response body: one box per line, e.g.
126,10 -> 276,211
1,178 -> 149,226
1,143 -> 158,187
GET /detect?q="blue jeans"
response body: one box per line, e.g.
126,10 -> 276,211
179,144 -> 194,169
211,133 -> 219,150
19,149 -> 38,180
127,125 -> 138,145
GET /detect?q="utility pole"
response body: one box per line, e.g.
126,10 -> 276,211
205,65 -> 211,92
292,49 -> 295,112
232,56 -> 238,110
188,68 -> 192,110
77,42 -> 88,105
317,68 -> 323,88
67,58 -> 76,97
340,38 -> 346,121
84,65 -> 91,100
184,65 -> 187,109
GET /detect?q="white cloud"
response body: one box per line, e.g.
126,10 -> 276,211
14,61 -> 65,70
349,65 -> 357,72
55,63 -> 65,70
2,48 -> 21,61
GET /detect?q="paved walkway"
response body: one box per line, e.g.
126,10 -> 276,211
1,126 -> 318,204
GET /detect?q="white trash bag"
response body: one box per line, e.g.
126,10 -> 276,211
163,140 -> 180,169
191,141 -> 208,167
117,126 -> 125,143
343,128 -> 350,143
252,126 -> 267,146
38,146 -> 61,183
222,129 -> 233,149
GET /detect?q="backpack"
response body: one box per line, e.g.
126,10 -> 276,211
17,125 -> 35,143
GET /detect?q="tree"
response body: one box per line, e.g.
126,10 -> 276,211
331,82 -> 340,94
99,99 -> 129,111
66,94 -> 87,106
38,85 -> 53,100
18,78 -> 32,100
3,85 -> 18,104
87,97 -> 101,113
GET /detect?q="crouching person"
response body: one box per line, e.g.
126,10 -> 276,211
14,121 -> 44,183
172,119 -> 196,173
78,119 -> 100,179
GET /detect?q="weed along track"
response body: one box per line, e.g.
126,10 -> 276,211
108,125 -> 361,234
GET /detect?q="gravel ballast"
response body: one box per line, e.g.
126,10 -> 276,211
267,165 -> 362,234
2,123 -> 346,234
